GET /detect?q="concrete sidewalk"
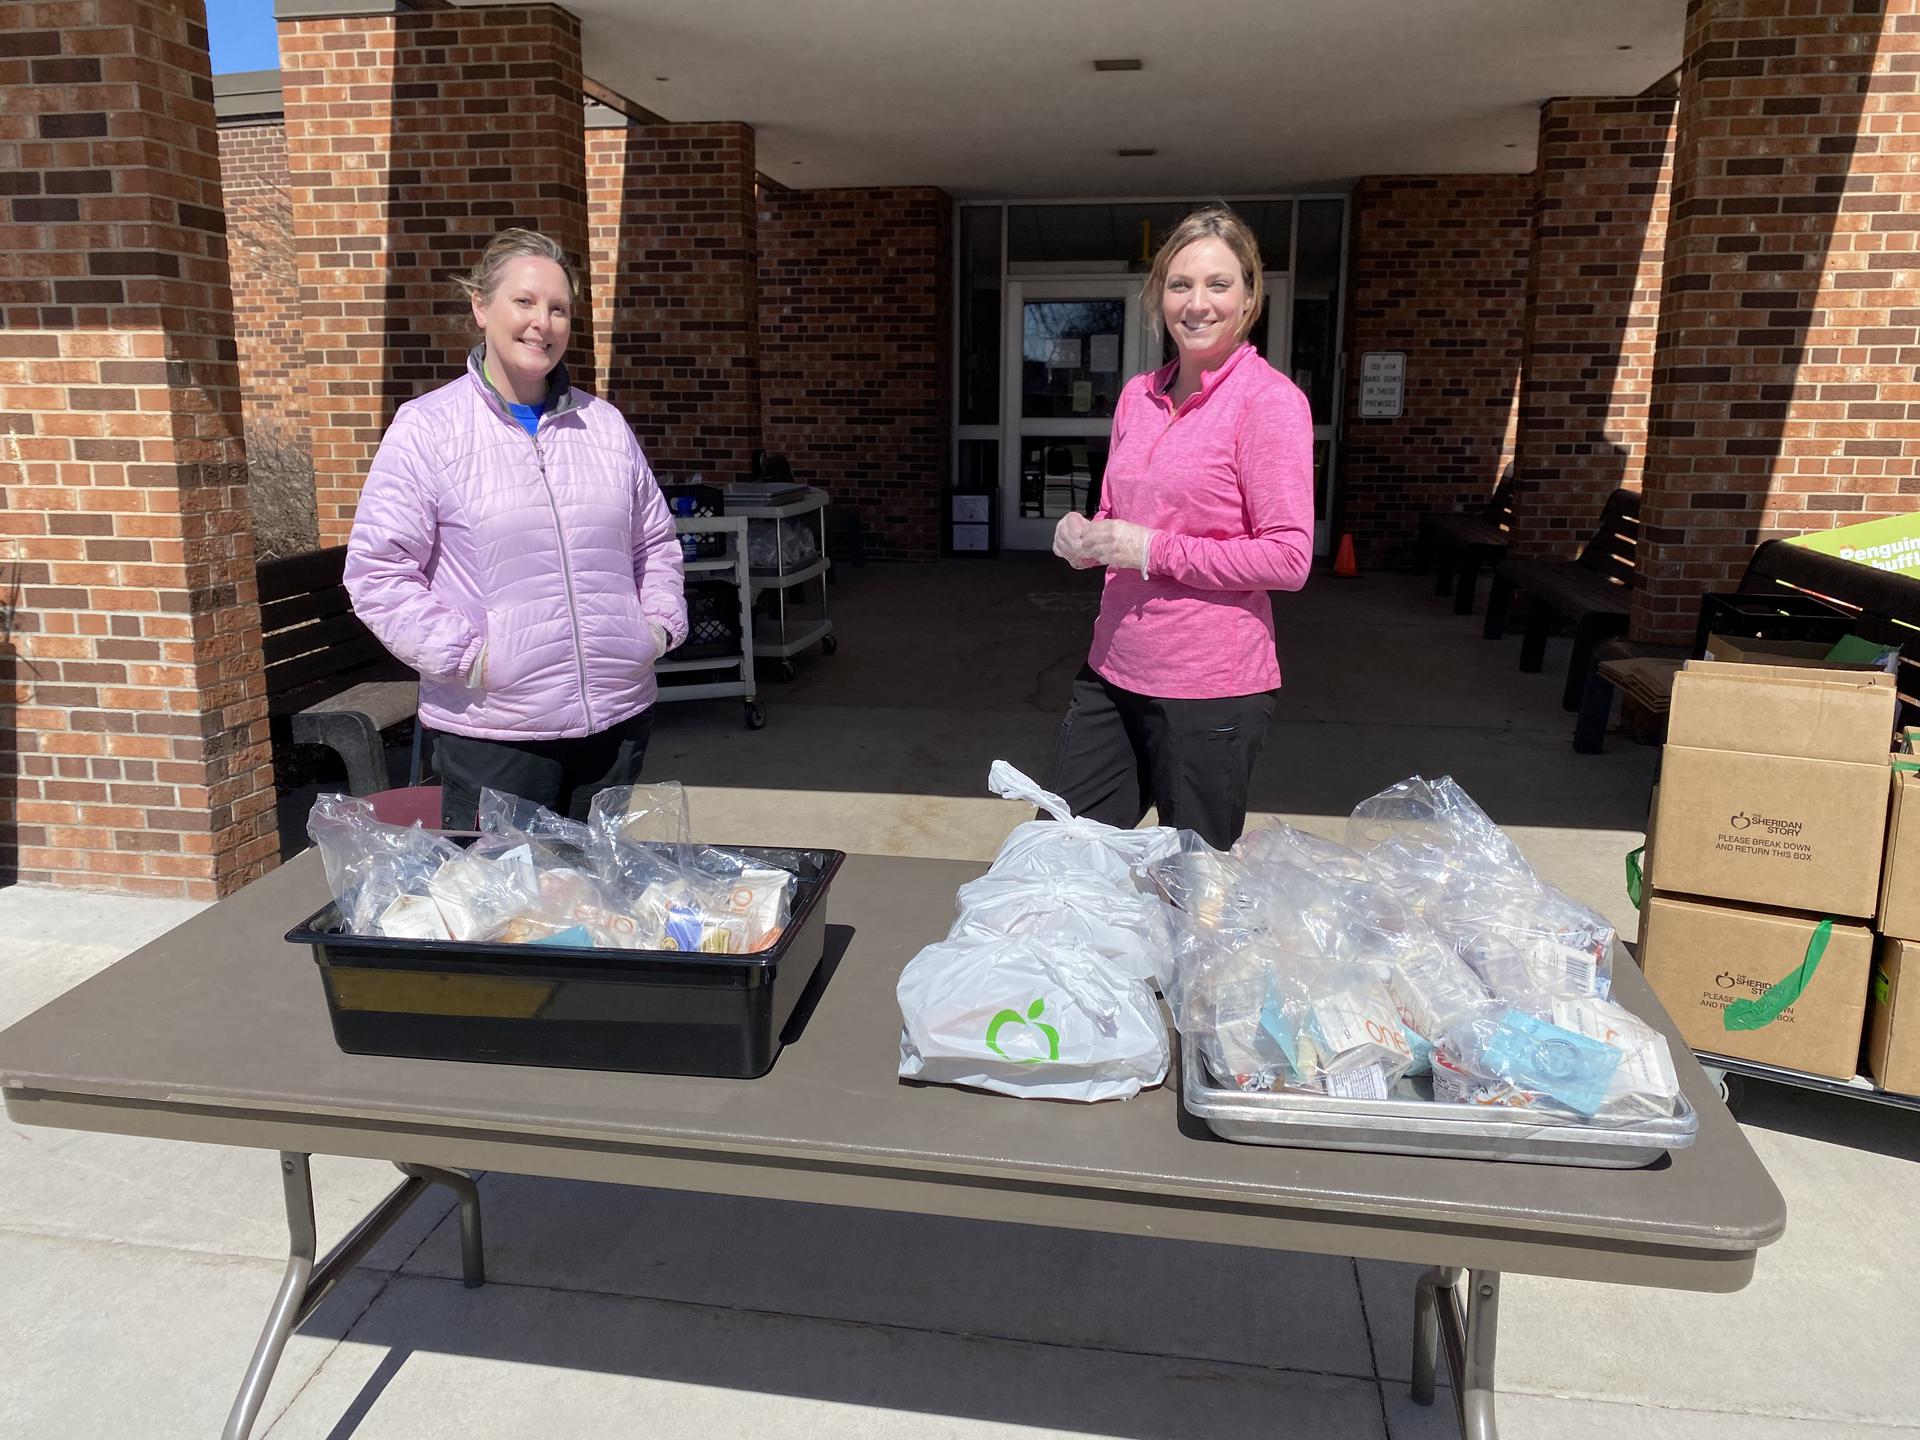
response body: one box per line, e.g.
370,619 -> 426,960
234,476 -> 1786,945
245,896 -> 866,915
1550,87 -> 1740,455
4,568 -> 1918,1439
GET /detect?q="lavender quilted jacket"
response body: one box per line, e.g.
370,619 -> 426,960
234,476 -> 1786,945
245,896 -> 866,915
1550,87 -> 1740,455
344,350 -> 688,741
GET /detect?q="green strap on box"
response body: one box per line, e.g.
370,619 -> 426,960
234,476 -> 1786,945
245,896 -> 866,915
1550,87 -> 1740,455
1724,918 -> 1834,1032
1625,846 -> 1646,909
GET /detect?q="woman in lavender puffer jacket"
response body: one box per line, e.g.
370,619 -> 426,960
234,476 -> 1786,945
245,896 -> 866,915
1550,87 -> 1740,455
344,228 -> 687,828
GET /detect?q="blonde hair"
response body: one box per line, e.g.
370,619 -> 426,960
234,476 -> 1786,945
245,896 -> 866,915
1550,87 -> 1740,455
1142,205 -> 1264,344
456,227 -> 581,306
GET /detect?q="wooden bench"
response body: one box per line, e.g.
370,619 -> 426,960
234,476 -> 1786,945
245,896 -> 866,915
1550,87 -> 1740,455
1483,486 -> 1641,709
1573,538 -> 1920,753
259,546 -> 416,796
1417,466 -> 1516,615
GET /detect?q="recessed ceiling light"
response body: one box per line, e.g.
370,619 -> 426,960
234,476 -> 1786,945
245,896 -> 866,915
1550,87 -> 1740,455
1116,147 -> 1157,157
1093,58 -> 1143,72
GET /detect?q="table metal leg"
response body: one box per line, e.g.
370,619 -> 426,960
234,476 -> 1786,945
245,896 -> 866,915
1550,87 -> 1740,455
222,1152 -> 485,1440
1410,1265 -> 1501,1440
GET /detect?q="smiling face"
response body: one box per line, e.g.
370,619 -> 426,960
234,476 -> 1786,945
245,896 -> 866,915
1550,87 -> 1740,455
1161,236 -> 1253,369
471,255 -> 571,403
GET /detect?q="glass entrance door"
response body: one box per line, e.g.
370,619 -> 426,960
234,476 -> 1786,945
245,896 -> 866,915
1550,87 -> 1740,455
1001,280 -> 1145,549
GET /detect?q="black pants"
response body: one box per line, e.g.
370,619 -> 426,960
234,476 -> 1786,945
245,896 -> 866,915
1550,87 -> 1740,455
1046,665 -> 1276,850
428,709 -> 654,830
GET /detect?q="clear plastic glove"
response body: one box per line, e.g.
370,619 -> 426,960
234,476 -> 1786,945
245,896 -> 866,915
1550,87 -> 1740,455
1082,519 -> 1156,578
1052,511 -> 1098,569
648,622 -> 669,662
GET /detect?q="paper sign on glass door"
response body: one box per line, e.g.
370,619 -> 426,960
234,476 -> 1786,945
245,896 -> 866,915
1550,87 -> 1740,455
1049,337 -> 1082,369
1089,334 -> 1120,373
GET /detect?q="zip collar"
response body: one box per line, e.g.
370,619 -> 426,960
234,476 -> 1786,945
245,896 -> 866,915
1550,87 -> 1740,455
466,344 -> 580,429
1148,341 -> 1254,413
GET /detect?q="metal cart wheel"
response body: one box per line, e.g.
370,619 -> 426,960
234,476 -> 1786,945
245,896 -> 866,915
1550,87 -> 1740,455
1703,1066 -> 1745,1113
822,633 -> 839,656
744,700 -> 766,730
775,659 -> 797,683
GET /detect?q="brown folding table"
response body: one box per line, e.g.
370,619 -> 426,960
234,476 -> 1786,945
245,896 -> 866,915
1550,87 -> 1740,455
0,850 -> 1786,1440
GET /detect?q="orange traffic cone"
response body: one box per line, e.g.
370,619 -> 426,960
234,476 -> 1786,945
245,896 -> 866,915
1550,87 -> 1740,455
1333,533 -> 1360,578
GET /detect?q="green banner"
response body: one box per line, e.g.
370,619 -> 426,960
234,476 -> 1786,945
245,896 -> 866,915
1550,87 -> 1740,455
1786,512 -> 1920,579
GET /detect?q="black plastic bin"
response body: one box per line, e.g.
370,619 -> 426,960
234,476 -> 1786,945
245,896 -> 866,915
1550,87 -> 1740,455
287,846 -> 846,1079
664,580 -> 743,663
662,482 -> 728,560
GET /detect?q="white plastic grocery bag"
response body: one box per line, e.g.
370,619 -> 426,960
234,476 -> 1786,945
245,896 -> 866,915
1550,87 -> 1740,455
897,933 -> 1170,1101
949,871 -> 1176,989
984,761 -> 1182,889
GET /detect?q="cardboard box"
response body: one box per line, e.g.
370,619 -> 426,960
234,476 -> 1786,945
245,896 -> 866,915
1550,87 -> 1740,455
1650,664 -> 1896,917
1880,764 -> 1920,941
1702,635 -> 1842,667
1641,894 -> 1872,1080
1665,662 -> 1897,762
1867,937 -> 1920,1096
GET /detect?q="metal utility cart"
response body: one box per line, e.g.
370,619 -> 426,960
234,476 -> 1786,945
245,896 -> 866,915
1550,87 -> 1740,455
730,486 -> 837,683
1696,1052 -> 1920,1114
653,513 -> 764,729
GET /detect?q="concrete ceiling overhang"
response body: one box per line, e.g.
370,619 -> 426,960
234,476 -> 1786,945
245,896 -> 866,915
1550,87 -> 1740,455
464,0 -> 1684,197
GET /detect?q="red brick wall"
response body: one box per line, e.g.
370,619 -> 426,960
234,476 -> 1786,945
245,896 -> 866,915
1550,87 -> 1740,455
590,122 -> 760,483
1633,0 -> 1920,644
1511,98 -> 1676,560
759,187 -> 952,560
0,0 -> 276,899
1338,176 -> 1534,567
218,122 -> 306,449
279,4 -> 590,546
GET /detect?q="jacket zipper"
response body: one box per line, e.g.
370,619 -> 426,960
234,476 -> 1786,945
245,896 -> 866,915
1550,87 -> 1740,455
527,422 -> 595,732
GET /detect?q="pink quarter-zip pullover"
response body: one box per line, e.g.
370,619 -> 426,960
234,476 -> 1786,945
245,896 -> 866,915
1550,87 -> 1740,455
1086,342 -> 1315,699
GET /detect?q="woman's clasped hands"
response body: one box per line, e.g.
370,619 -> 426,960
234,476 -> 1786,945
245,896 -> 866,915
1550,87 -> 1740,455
1053,513 -> 1156,578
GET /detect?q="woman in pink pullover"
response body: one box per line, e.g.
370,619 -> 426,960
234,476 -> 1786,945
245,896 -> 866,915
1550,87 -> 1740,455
1051,206 -> 1315,848
344,228 -> 687,827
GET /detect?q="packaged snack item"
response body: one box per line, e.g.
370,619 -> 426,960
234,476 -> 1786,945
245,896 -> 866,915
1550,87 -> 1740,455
1550,996 -> 1682,1120
1439,1006 -> 1624,1118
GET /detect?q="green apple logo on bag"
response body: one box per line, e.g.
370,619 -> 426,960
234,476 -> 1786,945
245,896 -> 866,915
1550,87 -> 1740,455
986,998 -> 1060,1064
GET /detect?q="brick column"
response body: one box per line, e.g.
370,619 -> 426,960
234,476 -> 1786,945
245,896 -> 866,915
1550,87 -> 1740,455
219,119 -> 315,559
759,188 -> 953,559
593,121 -> 760,483
1511,98 -> 1676,560
1634,0 -> 1920,644
0,0 -> 276,898
279,3 -> 589,546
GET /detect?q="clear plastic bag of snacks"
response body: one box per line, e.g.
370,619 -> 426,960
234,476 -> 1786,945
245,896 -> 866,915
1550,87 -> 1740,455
588,782 -> 692,849
1435,1004 -> 1624,1119
1233,823 -> 1379,882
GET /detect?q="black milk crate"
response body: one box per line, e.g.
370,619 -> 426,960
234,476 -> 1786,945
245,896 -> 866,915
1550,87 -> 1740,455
666,581 -> 742,661
287,845 -> 846,1079
663,483 -> 728,560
